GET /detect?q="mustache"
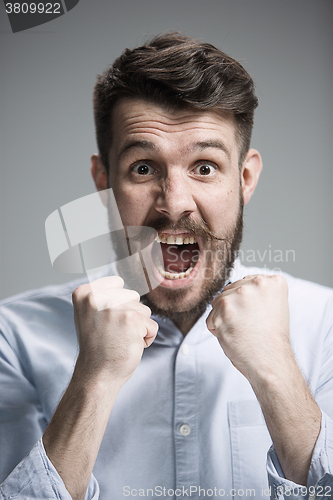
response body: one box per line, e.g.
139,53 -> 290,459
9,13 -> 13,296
147,215 -> 231,243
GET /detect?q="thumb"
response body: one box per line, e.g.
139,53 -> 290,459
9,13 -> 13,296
206,310 -> 217,336
143,319 -> 159,347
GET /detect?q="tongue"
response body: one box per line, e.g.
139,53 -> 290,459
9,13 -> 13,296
161,243 -> 198,273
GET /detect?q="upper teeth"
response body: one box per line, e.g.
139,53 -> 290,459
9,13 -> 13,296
155,234 -> 196,245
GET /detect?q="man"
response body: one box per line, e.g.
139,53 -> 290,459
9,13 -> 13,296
0,33 -> 332,500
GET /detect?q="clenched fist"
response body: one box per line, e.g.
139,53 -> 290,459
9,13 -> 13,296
72,276 -> 158,386
206,274 -> 292,384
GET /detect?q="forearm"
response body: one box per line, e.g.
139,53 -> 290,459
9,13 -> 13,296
250,355 -> 321,486
207,275 -> 323,485
43,358 -> 122,500
43,278 -> 156,499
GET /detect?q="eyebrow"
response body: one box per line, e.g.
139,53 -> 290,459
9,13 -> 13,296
116,138 -> 231,165
192,140 -> 231,161
116,139 -> 157,165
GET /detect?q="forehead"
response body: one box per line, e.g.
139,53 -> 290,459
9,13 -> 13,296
110,98 -> 238,160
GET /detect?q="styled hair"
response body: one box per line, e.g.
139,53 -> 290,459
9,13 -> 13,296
93,32 -> 258,170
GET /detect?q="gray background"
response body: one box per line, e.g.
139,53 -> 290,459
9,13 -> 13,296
0,0 -> 332,299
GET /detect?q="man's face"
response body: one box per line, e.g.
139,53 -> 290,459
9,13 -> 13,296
105,99 -> 253,322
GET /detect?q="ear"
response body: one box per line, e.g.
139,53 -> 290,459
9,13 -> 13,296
91,154 -> 108,192
241,149 -> 262,206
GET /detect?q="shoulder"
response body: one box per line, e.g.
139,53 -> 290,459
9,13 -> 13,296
0,275 -> 88,312
231,259 -> 333,295
0,276 -> 90,346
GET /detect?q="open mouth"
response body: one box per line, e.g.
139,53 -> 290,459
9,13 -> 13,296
153,232 -> 200,280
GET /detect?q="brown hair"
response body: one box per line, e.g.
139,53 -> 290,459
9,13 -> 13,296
93,32 -> 258,170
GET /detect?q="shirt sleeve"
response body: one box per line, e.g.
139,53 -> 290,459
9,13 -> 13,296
0,439 -> 99,500
266,411 -> 333,499
265,295 -> 333,499
0,313 -> 100,499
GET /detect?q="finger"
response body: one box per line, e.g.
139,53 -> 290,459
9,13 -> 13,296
92,289 -> 140,311
223,274 -> 258,289
207,310 -> 222,337
219,275 -> 261,297
138,303 -> 152,318
107,289 -> 141,307
90,276 -> 125,290
206,310 -> 216,334
242,274 -> 275,281
143,318 -> 159,347
118,301 -> 152,318
211,282 -> 244,303
223,278 -> 251,293
105,299 -> 150,315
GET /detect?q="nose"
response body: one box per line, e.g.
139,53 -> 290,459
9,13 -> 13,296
155,168 -> 197,221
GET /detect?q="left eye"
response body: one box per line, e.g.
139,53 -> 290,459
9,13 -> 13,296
132,163 -> 155,175
194,164 -> 216,175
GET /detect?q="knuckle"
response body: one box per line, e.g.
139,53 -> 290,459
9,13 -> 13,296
236,284 -> 250,295
273,273 -> 285,283
124,309 -> 139,322
111,276 -> 124,287
86,290 -> 97,309
271,273 -> 287,287
141,304 -> 152,315
72,284 -> 89,302
253,275 -> 264,285
131,290 -> 140,301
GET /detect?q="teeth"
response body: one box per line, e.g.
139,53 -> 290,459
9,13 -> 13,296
155,233 -> 197,245
166,235 -> 176,244
157,264 -> 194,279
154,233 -> 198,280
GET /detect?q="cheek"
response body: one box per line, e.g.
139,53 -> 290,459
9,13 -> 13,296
198,185 -> 241,233
112,184 -> 152,226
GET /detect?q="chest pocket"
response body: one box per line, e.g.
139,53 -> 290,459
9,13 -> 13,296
228,400 -> 272,498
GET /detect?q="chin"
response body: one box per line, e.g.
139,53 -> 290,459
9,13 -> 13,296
141,267 -> 228,324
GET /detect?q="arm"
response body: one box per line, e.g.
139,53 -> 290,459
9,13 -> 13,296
0,315 -> 98,499
43,276 -> 158,500
206,274 -> 321,486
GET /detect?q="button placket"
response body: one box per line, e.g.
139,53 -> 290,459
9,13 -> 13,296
181,343 -> 189,355
174,341 -> 200,489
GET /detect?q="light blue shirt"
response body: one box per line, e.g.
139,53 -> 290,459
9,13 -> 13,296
0,261 -> 333,499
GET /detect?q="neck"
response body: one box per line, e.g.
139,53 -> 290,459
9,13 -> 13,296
173,313 -> 201,336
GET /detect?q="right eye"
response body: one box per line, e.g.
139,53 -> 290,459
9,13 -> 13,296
132,163 -> 156,175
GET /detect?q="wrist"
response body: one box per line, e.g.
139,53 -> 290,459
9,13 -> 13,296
244,343 -> 297,389
73,354 -> 125,398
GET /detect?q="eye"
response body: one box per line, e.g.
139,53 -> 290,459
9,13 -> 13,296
193,163 -> 216,176
132,163 -> 156,175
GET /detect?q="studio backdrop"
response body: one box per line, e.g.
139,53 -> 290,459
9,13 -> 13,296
0,0 -> 332,299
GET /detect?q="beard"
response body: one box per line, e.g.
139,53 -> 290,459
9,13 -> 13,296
140,192 -> 244,324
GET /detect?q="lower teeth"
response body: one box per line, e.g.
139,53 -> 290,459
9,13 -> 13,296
157,264 -> 194,280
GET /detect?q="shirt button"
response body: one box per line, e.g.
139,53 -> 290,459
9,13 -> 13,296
181,344 -> 189,355
179,423 -> 191,436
